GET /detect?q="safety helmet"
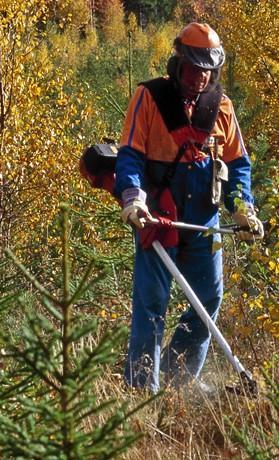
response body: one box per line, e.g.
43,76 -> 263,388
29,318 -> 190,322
174,22 -> 225,70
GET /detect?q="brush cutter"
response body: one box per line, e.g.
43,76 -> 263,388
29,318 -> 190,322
152,240 -> 258,396
149,217 -> 270,237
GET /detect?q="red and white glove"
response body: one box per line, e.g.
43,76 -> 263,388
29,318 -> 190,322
121,188 -> 156,229
232,210 -> 264,241
121,199 -> 154,229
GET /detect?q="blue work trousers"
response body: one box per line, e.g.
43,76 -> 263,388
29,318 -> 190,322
124,233 -> 223,393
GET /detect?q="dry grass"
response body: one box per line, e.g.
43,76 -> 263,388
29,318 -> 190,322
86,349 -> 278,460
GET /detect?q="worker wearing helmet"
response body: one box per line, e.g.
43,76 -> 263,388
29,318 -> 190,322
115,23 -> 264,393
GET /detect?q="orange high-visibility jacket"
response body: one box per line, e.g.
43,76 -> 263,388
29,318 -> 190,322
115,78 -> 253,215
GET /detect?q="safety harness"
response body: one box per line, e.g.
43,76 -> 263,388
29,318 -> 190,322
138,77 -> 223,248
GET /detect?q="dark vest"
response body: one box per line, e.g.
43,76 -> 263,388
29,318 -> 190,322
141,77 -> 222,136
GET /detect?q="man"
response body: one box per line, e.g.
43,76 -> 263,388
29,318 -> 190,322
114,23 -> 263,393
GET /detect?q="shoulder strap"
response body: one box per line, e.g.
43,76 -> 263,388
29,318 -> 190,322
192,84 -> 223,133
141,78 -> 188,131
160,144 -> 187,187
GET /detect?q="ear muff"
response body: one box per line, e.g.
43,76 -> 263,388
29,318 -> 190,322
167,55 -> 180,80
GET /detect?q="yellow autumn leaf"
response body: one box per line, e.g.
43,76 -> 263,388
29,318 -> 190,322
269,260 -> 279,274
212,241 -> 222,253
257,314 -> 269,322
263,320 -> 279,338
270,217 -> 277,227
269,307 -> 279,322
32,86 -> 41,96
231,272 -> 241,282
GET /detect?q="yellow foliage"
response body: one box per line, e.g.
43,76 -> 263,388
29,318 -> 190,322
48,0 -> 91,29
150,28 -> 173,68
263,320 -> 279,337
101,0 -> 126,46
1,0 -> 277,356
47,26 -> 97,69
132,27 -> 149,52
268,260 -> 279,274
0,0 -> 95,249
125,12 -> 150,52
126,12 -> 138,35
231,272 -> 241,282
200,0 -> 278,149
269,306 -> 279,322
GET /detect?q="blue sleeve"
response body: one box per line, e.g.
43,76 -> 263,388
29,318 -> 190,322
114,146 -> 146,197
223,155 -> 254,213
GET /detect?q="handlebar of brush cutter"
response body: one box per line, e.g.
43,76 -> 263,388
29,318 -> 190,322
144,218 -> 271,236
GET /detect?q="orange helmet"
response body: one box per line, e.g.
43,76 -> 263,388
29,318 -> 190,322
174,23 -> 225,69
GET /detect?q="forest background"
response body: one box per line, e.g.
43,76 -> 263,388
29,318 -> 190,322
0,0 -> 278,458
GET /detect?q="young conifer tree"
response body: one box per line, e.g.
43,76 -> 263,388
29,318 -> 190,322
0,204 -> 151,459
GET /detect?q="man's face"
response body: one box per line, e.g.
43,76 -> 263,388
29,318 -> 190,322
180,61 -> 211,98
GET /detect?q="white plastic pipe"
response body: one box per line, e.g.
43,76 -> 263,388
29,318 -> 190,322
152,240 -> 250,377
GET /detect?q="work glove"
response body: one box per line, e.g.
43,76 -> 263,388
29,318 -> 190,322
232,210 -> 264,241
121,199 -> 155,229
